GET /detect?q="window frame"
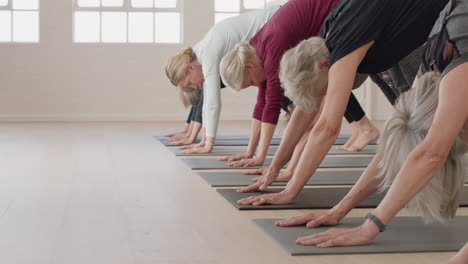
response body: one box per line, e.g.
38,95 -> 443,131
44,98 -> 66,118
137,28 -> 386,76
0,0 -> 40,44
73,0 -> 183,44
214,0 -> 269,24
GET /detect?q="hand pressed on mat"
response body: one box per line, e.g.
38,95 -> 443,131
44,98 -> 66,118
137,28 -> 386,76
236,190 -> 295,206
295,220 -> 379,247
242,167 -> 269,175
167,131 -> 187,141
275,210 -> 342,228
237,167 -> 291,193
177,142 -> 204,150
168,137 -> 196,145
227,156 -> 265,167
217,152 -> 253,162
181,144 -> 213,154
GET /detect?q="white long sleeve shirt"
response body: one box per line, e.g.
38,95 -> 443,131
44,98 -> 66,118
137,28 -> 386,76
193,5 -> 280,138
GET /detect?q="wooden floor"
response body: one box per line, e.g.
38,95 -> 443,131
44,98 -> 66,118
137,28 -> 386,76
0,121 -> 465,264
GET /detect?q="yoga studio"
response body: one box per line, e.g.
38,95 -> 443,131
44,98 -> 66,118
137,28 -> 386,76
1,0 -> 467,263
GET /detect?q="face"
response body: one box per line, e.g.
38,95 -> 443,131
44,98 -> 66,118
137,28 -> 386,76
240,57 -> 266,89
318,78 -> 328,96
177,61 -> 205,90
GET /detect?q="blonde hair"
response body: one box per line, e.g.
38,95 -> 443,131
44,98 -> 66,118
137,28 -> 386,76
220,41 -> 256,91
377,72 -> 467,223
166,47 -> 199,107
279,37 -> 330,113
165,47 -> 197,86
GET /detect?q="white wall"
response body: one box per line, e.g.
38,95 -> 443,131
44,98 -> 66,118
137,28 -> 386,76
0,0 -> 391,122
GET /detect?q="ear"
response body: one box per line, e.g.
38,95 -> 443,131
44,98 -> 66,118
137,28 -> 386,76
319,59 -> 330,70
245,62 -> 255,69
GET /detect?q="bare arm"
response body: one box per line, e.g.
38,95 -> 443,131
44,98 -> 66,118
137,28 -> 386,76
228,121 -> 275,167
233,100 -> 324,171
236,42 -> 374,205
237,106 -> 320,193
276,154 -> 383,228
281,105 -> 322,174
284,43 -> 374,199
299,62 -> 468,248
180,128 -> 217,154
372,64 -> 468,225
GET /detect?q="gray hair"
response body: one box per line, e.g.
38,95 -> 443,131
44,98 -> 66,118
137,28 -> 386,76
279,37 -> 329,113
377,72 -> 467,223
220,41 -> 256,91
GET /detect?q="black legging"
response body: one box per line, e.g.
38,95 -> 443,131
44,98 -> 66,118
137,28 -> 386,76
344,93 -> 366,123
186,106 -> 195,123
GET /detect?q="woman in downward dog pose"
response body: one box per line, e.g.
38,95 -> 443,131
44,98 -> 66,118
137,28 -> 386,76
232,0 -> 425,193
234,0 -> 447,205
165,5 -> 280,153
236,43 -> 422,195
251,0 -> 468,258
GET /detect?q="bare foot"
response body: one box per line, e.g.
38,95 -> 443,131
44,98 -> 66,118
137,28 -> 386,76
347,117 -> 379,152
336,123 -> 359,150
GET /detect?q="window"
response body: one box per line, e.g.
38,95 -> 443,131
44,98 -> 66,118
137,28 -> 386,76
74,0 -> 182,43
214,0 -> 275,24
0,0 -> 40,43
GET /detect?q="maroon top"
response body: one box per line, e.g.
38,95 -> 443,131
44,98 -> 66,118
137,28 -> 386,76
250,0 -> 340,124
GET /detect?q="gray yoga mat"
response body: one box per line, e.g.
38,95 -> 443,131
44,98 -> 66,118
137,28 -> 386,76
216,187 -> 386,210
156,134 -> 353,140
253,216 -> 468,255
156,137 -> 282,146
216,186 -> 468,210
155,135 -> 283,140
200,171 -> 468,187
182,156 -> 373,170
156,136 -> 376,147
169,145 -> 378,156
199,170 -> 363,187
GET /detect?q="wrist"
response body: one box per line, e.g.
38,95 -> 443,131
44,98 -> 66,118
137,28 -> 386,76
255,152 -> 267,160
365,212 -> 387,232
254,155 -> 266,162
281,188 -> 298,201
329,206 -> 349,221
204,142 -> 213,149
268,165 -> 281,174
283,186 -> 301,200
361,218 -> 381,237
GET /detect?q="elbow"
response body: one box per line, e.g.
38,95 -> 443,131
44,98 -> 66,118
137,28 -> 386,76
413,143 -> 448,172
314,120 -> 340,141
